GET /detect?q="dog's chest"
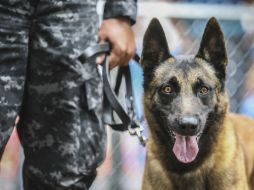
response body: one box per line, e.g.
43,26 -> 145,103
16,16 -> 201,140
170,174 -> 208,190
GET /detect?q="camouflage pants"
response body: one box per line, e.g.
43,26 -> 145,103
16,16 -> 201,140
0,0 -> 106,189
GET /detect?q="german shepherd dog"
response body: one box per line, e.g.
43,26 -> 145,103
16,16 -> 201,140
141,17 -> 254,190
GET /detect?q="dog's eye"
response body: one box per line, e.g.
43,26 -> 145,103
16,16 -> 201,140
199,86 -> 209,95
161,85 -> 173,94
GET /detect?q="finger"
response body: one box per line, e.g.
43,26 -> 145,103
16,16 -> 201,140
96,54 -> 106,65
121,52 -> 129,67
130,43 -> 136,58
96,38 -> 108,65
121,45 -> 135,67
115,42 -> 131,66
98,27 -> 107,42
98,38 -> 106,45
116,49 -> 130,68
126,47 -> 135,65
109,51 -> 121,70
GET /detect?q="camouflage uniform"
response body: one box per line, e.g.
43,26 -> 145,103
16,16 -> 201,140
0,0 -> 137,189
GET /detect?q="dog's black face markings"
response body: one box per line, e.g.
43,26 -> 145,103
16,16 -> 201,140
142,18 -> 228,172
152,59 -> 217,139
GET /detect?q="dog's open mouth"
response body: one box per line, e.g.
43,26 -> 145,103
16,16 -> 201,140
172,132 -> 200,164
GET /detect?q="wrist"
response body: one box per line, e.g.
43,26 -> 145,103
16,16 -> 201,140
102,17 -> 132,27
114,16 -> 132,26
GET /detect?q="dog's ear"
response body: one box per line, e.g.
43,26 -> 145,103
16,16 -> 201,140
141,18 -> 172,72
196,17 -> 228,80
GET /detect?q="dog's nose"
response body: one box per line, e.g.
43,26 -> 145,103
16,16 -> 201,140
177,116 -> 199,135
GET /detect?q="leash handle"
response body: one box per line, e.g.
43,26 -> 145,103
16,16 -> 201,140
102,56 -> 131,131
79,43 -> 131,130
79,43 -> 147,146
78,43 -> 111,63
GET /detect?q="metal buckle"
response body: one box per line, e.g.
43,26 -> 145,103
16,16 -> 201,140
128,122 -> 147,147
127,96 -> 147,147
79,43 -> 148,146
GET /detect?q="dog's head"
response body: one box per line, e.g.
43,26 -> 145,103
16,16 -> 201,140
142,18 -> 228,172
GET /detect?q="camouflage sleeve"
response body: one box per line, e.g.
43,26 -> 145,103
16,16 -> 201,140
103,0 -> 137,25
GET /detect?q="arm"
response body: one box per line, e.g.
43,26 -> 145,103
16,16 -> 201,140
97,0 -> 137,69
103,0 -> 137,25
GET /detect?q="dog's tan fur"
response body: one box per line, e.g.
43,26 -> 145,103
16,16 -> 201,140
141,17 -> 254,190
142,113 -> 254,190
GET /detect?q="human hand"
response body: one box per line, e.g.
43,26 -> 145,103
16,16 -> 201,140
97,17 -> 136,70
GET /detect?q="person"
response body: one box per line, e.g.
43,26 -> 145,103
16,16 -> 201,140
0,0 -> 137,189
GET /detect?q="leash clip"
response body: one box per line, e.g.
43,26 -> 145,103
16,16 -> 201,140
79,43 -> 147,147
127,96 -> 147,146
128,122 -> 147,147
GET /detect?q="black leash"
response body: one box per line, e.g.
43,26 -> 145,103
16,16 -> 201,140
78,43 -> 147,146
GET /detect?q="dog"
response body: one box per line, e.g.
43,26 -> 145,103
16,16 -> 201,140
141,17 -> 254,190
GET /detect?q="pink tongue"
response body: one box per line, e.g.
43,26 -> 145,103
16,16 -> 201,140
173,134 -> 199,163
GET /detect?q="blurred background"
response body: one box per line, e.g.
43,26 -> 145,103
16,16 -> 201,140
1,0 -> 254,189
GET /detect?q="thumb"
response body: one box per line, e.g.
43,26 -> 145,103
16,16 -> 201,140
96,40 -> 107,65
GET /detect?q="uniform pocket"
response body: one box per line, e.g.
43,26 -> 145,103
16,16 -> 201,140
84,68 -> 103,111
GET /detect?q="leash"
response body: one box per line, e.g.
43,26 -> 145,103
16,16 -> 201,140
78,43 -> 147,146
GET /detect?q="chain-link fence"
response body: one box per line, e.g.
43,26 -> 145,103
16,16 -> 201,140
0,1 -> 254,190
91,1 -> 254,190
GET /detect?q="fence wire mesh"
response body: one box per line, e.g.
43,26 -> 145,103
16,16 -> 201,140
0,1 -> 254,190
91,2 -> 254,190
